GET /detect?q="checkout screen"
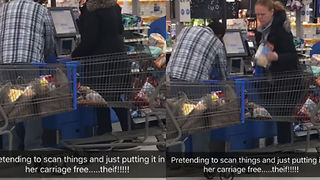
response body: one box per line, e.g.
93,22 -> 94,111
51,10 -> 77,35
223,31 -> 246,55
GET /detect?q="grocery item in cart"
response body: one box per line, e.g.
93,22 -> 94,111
0,82 -> 35,124
131,76 -> 159,107
8,89 -> 24,102
167,84 -> 241,138
166,92 -> 207,138
77,86 -> 106,104
36,68 -> 72,115
181,103 -> 196,116
0,67 -> 72,124
205,85 -> 241,128
295,94 -> 320,123
245,102 -> 272,120
0,83 -> 12,104
39,75 -> 56,91
206,91 -> 226,107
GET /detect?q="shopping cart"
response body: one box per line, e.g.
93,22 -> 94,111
244,66 -> 320,152
0,62 -> 78,150
166,80 -> 245,152
61,52 -> 166,150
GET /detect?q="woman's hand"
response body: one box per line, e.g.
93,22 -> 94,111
267,51 -> 278,62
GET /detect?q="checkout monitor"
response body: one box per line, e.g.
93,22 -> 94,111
49,8 -> 77,37
49,8 -> 78,56
223,29 -> 248,74
223,30 -> 247,57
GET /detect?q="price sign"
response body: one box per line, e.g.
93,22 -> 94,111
179,0 -> 191,22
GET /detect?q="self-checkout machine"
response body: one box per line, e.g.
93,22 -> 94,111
223,29 -> 253,75
49,7 -> 80,58
42,7 -> 97,147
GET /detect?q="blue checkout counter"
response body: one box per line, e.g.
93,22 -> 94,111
210,121 -> 277,151
42,107 -> 119,147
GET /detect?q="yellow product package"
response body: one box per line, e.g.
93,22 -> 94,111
8,89 -> 23,102
181,103 -> 196,116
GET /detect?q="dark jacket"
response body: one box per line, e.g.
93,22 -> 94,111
72,0 -> 124,57
255,10 -> 299,72
76,3 -> 89,36
72,0 -> 130,102
255,10 -> 304,119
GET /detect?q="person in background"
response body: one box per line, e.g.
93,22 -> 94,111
78,0 -> 87,14
255,0 -> 298,71
0,0 -> 55,149
166,21 -> 228,82
0,0 -> 54,64
72,0 -> 135,136
76,0 -> 88,34
72,0 -> 124,57
254,0 -> 300,144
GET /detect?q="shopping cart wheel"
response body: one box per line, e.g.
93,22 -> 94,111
204,171 -> 216,179
219,172 -> 234,180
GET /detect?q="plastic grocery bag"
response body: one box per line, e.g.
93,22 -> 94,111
0,82 -> 35,124
295,94 -> 320,123
205,84 -> 241,129
37,67 -> 73,116
255,43 -> 273,68
245,102 -> 272,120
166,83 -> 241,139
166,92 -> 207,139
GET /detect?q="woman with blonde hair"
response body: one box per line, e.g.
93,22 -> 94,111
254,0 -> 301,144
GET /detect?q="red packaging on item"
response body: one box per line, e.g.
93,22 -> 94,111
215,91 -> 225,98
295,94 -> 320,123
316,77 -> 320,87
131,77 -> 159,107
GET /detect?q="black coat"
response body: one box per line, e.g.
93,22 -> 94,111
72,2 -> 130,102
72,4 -> 124,57
255,10 -> 304,117
255,10 -> 299,73
76,3 -> 89,36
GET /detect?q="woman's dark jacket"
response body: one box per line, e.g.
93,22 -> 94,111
255,10 -> 299,72
72,1 -> 124,57
72,0 -> 129,101
255,10 -> 303,116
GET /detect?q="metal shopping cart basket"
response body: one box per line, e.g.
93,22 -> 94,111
244,65 -> 320,152
0,62 -> 78,150
61,52 -> 166,150
166,79 -> 245,152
